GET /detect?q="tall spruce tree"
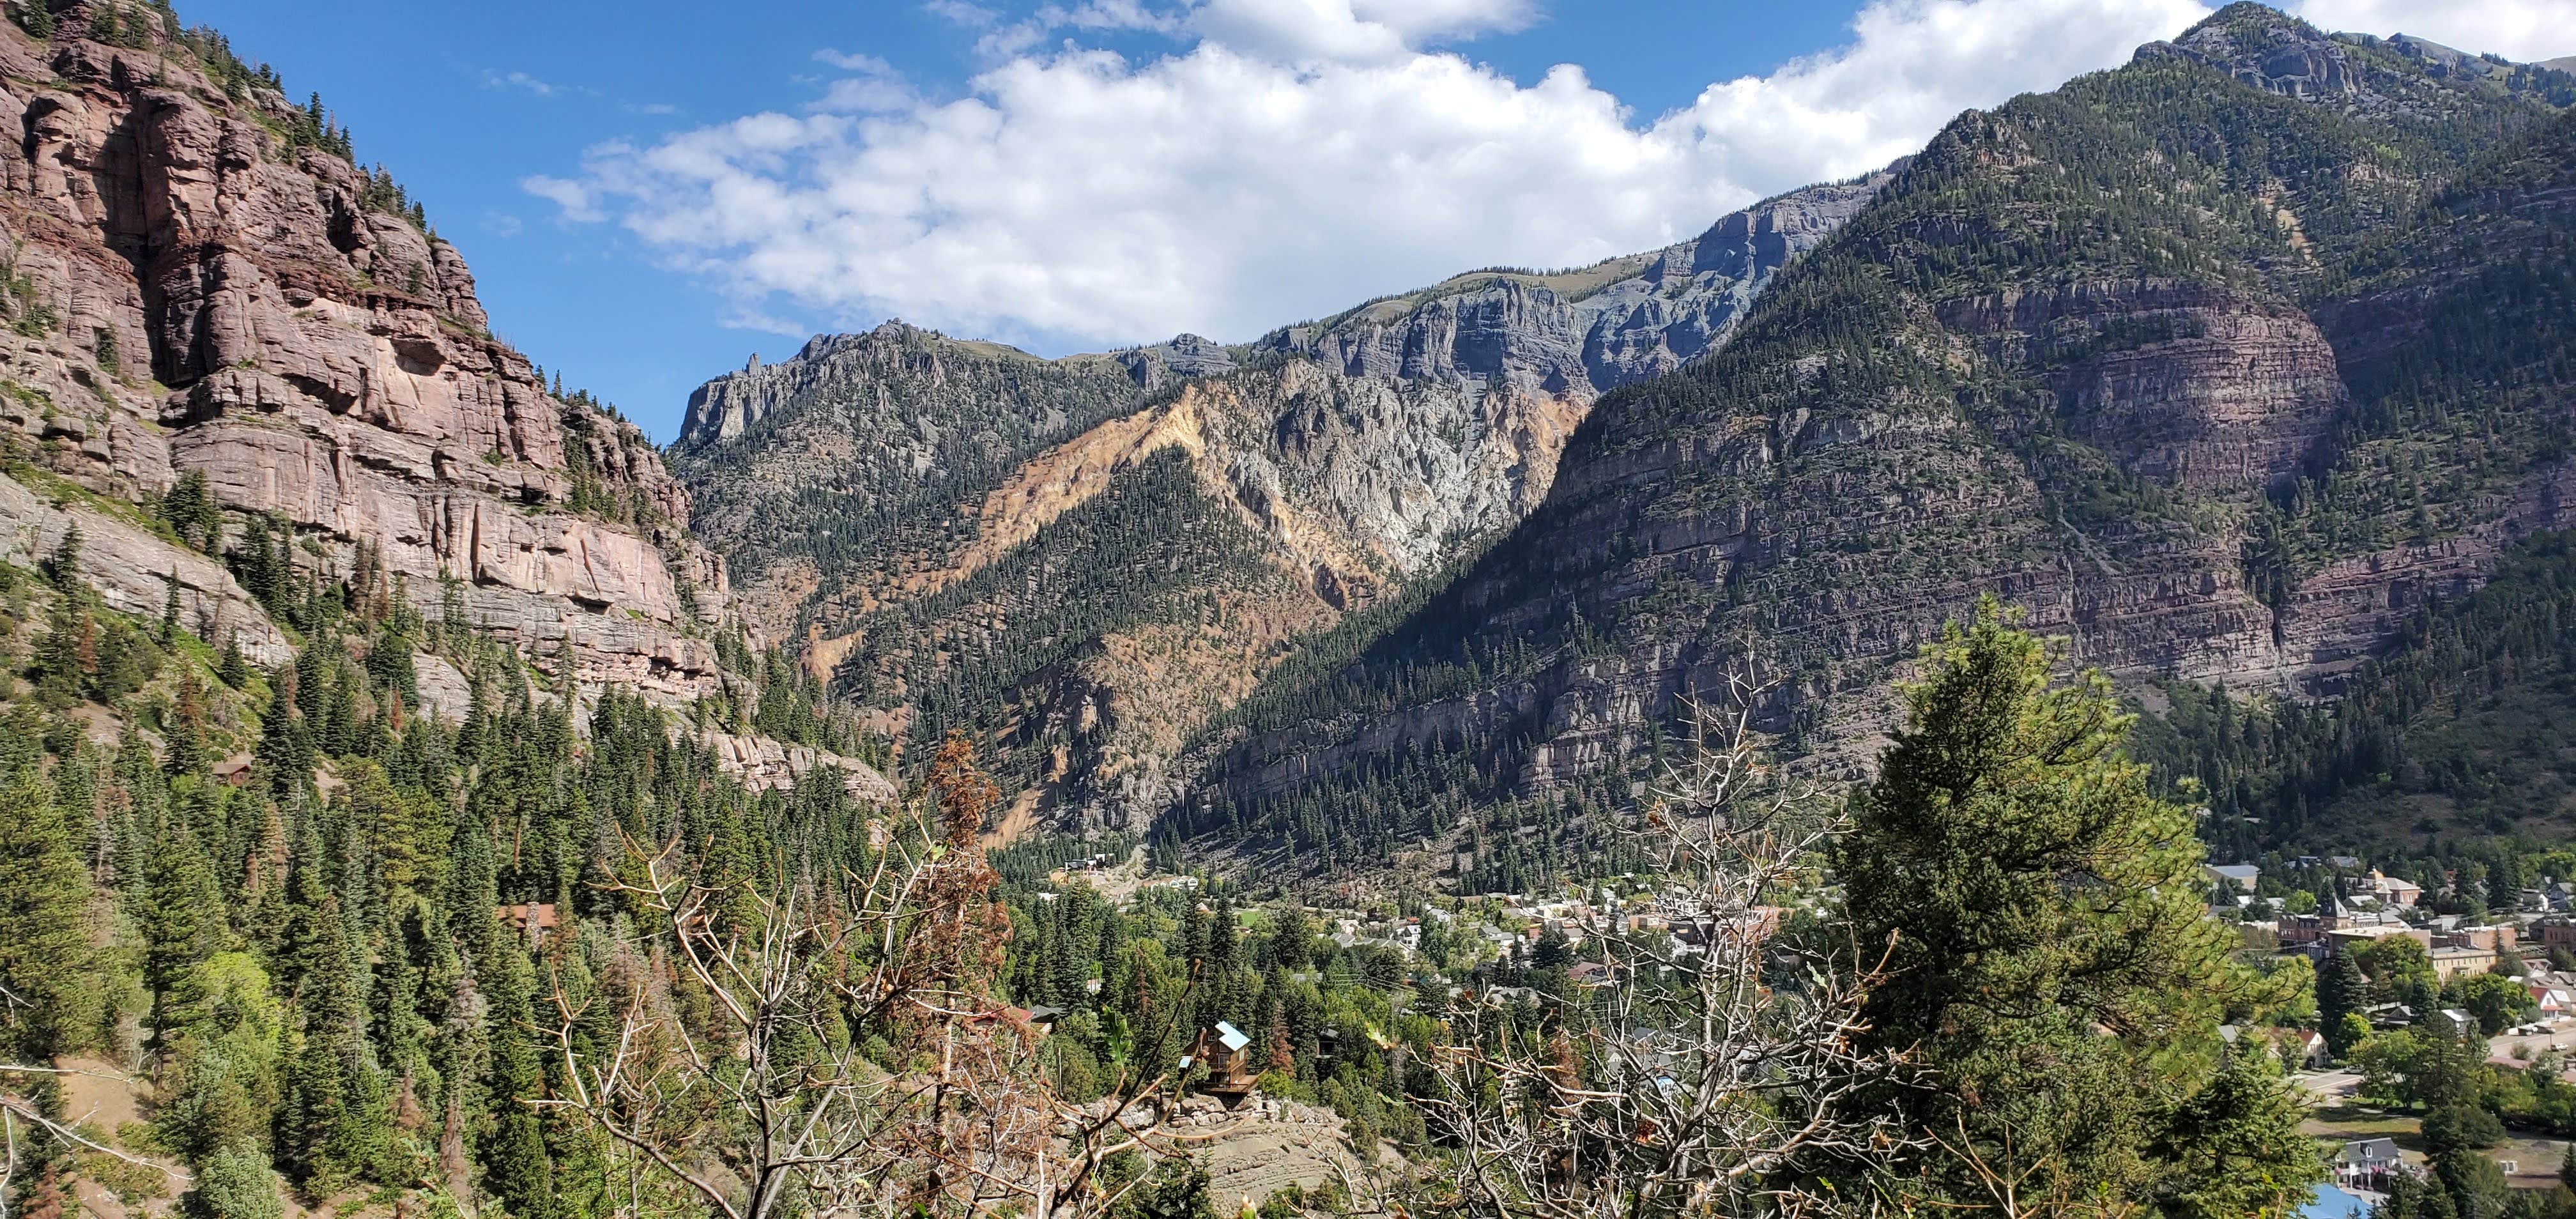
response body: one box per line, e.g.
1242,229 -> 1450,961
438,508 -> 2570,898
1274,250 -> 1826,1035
141,816 -> 224,1047
257,663 -> 314,801
1837,599 -> 2315,1208
2319,948 -> 2369,1057
0,780 -> 100,1060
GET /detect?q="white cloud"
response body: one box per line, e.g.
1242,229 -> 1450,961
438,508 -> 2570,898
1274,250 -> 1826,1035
1183,0 -> 1408,63
924,0 -> 1003,28
529,0 -> 2575,356
521,174 -> 601,223
484,68 -> 561,96
809,49 -> 917,112
1190,0 -> 1533,63
815,48 -> 899,73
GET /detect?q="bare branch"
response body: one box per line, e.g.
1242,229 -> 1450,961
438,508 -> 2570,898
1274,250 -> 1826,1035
1413,670 -> 1922,1219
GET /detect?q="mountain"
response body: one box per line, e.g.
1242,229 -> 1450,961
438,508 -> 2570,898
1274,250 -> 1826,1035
668,171 -> 1891,823
0,4 -> 881,792
1170,5 -> 2576,877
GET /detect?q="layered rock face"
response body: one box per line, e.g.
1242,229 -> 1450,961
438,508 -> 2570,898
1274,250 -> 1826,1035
1188,5 -> 2576,856
0,13 -> 731,702
671,178 -> 1891,822
1938,282 -> 2345,493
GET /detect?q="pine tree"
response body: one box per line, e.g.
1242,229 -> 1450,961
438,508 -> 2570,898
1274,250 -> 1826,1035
216,634 -> 248,689
0,780 -> 100,1059
33,599 -> 92,710
1837,598 -> 2311,1206
256,663 -> 314,800
165,675 -> 210,779
42,523 -> 80,590
140,816 -> 223,1046
2319,949 -> 2369,1057
160,470 -> 225,554
442,799 -> 553,1217
323,661 -> 358,758
13,0 -> 55,40
272,800 -> 392,1190
365,627 -> 417,705
184,1142 -> 283,1219
2148,1052 -> 2327,1219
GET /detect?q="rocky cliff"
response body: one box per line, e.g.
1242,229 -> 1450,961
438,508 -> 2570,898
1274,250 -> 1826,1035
670,175 -> 1891,820
0,5 -> 735,702
0,4 -> 898,802
1177,4 -> 2576,873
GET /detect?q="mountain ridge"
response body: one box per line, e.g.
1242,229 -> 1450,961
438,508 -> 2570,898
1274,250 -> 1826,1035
1161,2 -> 2576,875
667,169 -> 1896,820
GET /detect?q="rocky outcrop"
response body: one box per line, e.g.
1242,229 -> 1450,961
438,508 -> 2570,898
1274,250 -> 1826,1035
1259,170 -> 1896,399
692,727 -> 899,802
399,648 -> 897,799
0,15 -> 732,698
0,468 -> 293,666
2135,2 -> 2570,121
1939,281 -> 2344,493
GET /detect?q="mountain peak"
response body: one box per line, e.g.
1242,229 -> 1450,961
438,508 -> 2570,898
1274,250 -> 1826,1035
2140,3 -> 2355,100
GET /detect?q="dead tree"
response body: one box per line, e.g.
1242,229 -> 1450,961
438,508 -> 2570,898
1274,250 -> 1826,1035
1418,672 -> 1920,1219
1,1058 -> 189,1219
540,738 -> 1191,1219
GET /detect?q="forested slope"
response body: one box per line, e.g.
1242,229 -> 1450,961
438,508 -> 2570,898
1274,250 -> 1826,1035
1176,5 -> 2576,877
2140,529 -> 2576,858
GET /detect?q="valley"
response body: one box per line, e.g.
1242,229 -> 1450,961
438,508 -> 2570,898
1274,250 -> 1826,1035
2,3 -> 2575,1219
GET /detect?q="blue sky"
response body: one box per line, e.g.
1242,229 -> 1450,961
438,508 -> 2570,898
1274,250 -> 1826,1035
180,0 -> 2572,441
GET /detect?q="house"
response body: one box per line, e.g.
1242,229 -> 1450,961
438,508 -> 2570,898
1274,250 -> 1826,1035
2526,980 -> 2572,1017
498,903 -> 560,947
1669,908 -> 1786,954
2266,1027 -> 2329,1070
2281,894 -> 2380,949
1181,1021 -> 1257,1102
2366,1002 -> 2419,1029
2430,1008 -> 2480,1039
2448,924 -> 2518,952
2430,944 -> 2501,979
2425,925 -> 2516,979
2205,864 -> 2261,893
2358,870 -> 2423,908
2327,856 -> 2363,871
2336,1138 -> 2402,1190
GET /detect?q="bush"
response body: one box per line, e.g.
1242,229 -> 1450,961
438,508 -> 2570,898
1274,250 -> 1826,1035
185,1142 -> 282,1219
1255,1069 -> 1307,1101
